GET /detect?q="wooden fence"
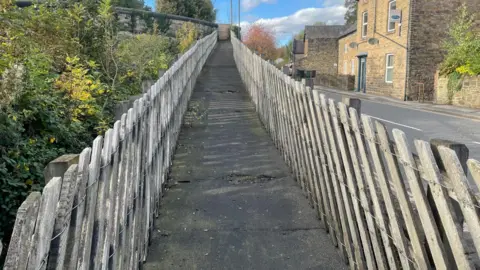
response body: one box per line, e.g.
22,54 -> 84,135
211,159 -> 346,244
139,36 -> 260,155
232,32 -> 480,269
3,31 -> 217,270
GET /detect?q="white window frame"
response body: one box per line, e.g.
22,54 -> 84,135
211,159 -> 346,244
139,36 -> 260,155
351,59 -> 355,75
362,12 -> 368,38
385,54 -> 394,83
388,0 -> 397,32
344,60 -> 348,74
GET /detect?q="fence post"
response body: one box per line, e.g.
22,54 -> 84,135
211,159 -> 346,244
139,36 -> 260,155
430,139 -> 469,175
43,154 -> 79,184
341,97 -> 361,116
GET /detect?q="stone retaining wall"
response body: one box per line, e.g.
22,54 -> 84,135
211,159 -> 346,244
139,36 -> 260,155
435,74 -> 480,108
314,74 -> 355,91
115,7 -> 217,38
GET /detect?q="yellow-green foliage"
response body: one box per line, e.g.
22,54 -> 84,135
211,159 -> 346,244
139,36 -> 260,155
440,5 -> 480,76
54,57 -> 108,122
116,34 -> 175,95
0,0 -> 174,255
176,22 -> 199,53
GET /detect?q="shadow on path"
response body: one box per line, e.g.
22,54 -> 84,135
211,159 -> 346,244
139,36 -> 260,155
144,41 -> 347,270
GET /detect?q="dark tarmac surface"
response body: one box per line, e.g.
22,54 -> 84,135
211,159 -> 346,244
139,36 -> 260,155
144,42 -> 346,270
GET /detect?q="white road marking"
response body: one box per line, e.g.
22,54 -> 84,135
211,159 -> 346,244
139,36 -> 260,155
473,141 -> 480,145
369,116 -> 423,132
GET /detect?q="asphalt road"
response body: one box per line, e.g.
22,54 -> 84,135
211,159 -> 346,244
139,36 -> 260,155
318,91 -> 480,162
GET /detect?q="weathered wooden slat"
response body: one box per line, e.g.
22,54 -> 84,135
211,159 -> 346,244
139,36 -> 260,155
299,84 -> 323,214
438,147 -> 480,259
114,113 -> 130,269
103,120 -> 121,269
345,108 -> 388,270
4,192 -> 41,269
27,177 -> 62,270
312,90 -> 340,248
374,121 -> 429,270
78,136 -> 103,270
65,148 -> 92,270
319,94 -> 354,267
351,113 -> 397,270
393,129 -> 449,269
47,164 -> 78,270
327,99 -> 366,269
91,128 -> 113,269
306,88 -> 330,231
362,116 -> 411,269
336,102 -> 377,269
415,140 -> 472,269
469,159 -> 480,193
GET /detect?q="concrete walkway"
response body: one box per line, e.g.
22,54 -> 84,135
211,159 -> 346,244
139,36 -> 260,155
143,42 -> 346,269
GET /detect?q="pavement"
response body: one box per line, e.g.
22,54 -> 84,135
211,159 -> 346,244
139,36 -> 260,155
314,86 -> 480,161
143,42 -> 347,270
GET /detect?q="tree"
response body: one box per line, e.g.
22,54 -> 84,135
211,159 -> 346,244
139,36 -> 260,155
344,0 -> 357,25
155,0 -> 216,22
112,0 -> 146,9
243,24 -> 277,60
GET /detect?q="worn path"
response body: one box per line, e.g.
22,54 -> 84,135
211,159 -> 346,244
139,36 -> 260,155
144,42 -> 346,270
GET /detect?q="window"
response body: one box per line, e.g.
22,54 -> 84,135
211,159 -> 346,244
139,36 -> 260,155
385,54 -> 394,83
351,59 -> 355,75
344,44 -> 348,53
388,0 -> 397,32
362,12 -> 368,38
344,60 -> 348,74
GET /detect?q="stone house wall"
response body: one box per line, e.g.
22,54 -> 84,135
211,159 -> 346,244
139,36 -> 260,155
407,0 -> 479,101
297,38 -> 338,75
338,32 -> 357,78
354,0 -> 409,100
218,24 -> 230,40
314,74 -> 355,91
435,74 -> 480,108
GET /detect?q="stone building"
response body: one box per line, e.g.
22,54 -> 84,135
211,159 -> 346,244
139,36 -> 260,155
337,24 -> 358,77
296,25 -> 349,77
338,0 -> 479,101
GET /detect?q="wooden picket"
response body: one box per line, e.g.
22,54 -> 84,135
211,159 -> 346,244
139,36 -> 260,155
231,31 -> 480,269
3,31 -> 217,270
6,29 -> 480,270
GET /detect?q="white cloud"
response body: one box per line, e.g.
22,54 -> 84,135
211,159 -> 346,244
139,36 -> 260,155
240,6 -> 347,43
241,0 -> 276,12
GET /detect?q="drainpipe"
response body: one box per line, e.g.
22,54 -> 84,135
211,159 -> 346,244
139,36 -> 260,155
373,0 -> 377,36
404,0 -> 413,101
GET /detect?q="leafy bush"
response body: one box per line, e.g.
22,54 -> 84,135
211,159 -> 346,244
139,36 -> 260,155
116,34 -> 177,96
0,0 -> 178,258
176,22 -> 199,53
440,5 -> 480,76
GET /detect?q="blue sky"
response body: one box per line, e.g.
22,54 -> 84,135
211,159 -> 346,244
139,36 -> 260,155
145,0 -> 347,45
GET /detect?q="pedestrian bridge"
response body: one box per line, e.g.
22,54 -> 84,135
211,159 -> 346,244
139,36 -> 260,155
4,31 -> 480,270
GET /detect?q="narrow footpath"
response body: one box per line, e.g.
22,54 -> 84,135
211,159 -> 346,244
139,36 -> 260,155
144,42 -> 346,270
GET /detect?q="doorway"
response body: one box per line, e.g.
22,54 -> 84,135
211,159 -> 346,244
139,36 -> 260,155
358,57 -> 367,93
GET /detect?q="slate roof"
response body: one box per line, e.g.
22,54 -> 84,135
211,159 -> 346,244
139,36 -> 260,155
338,24 -> 357,38
304,25 -> 349,39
